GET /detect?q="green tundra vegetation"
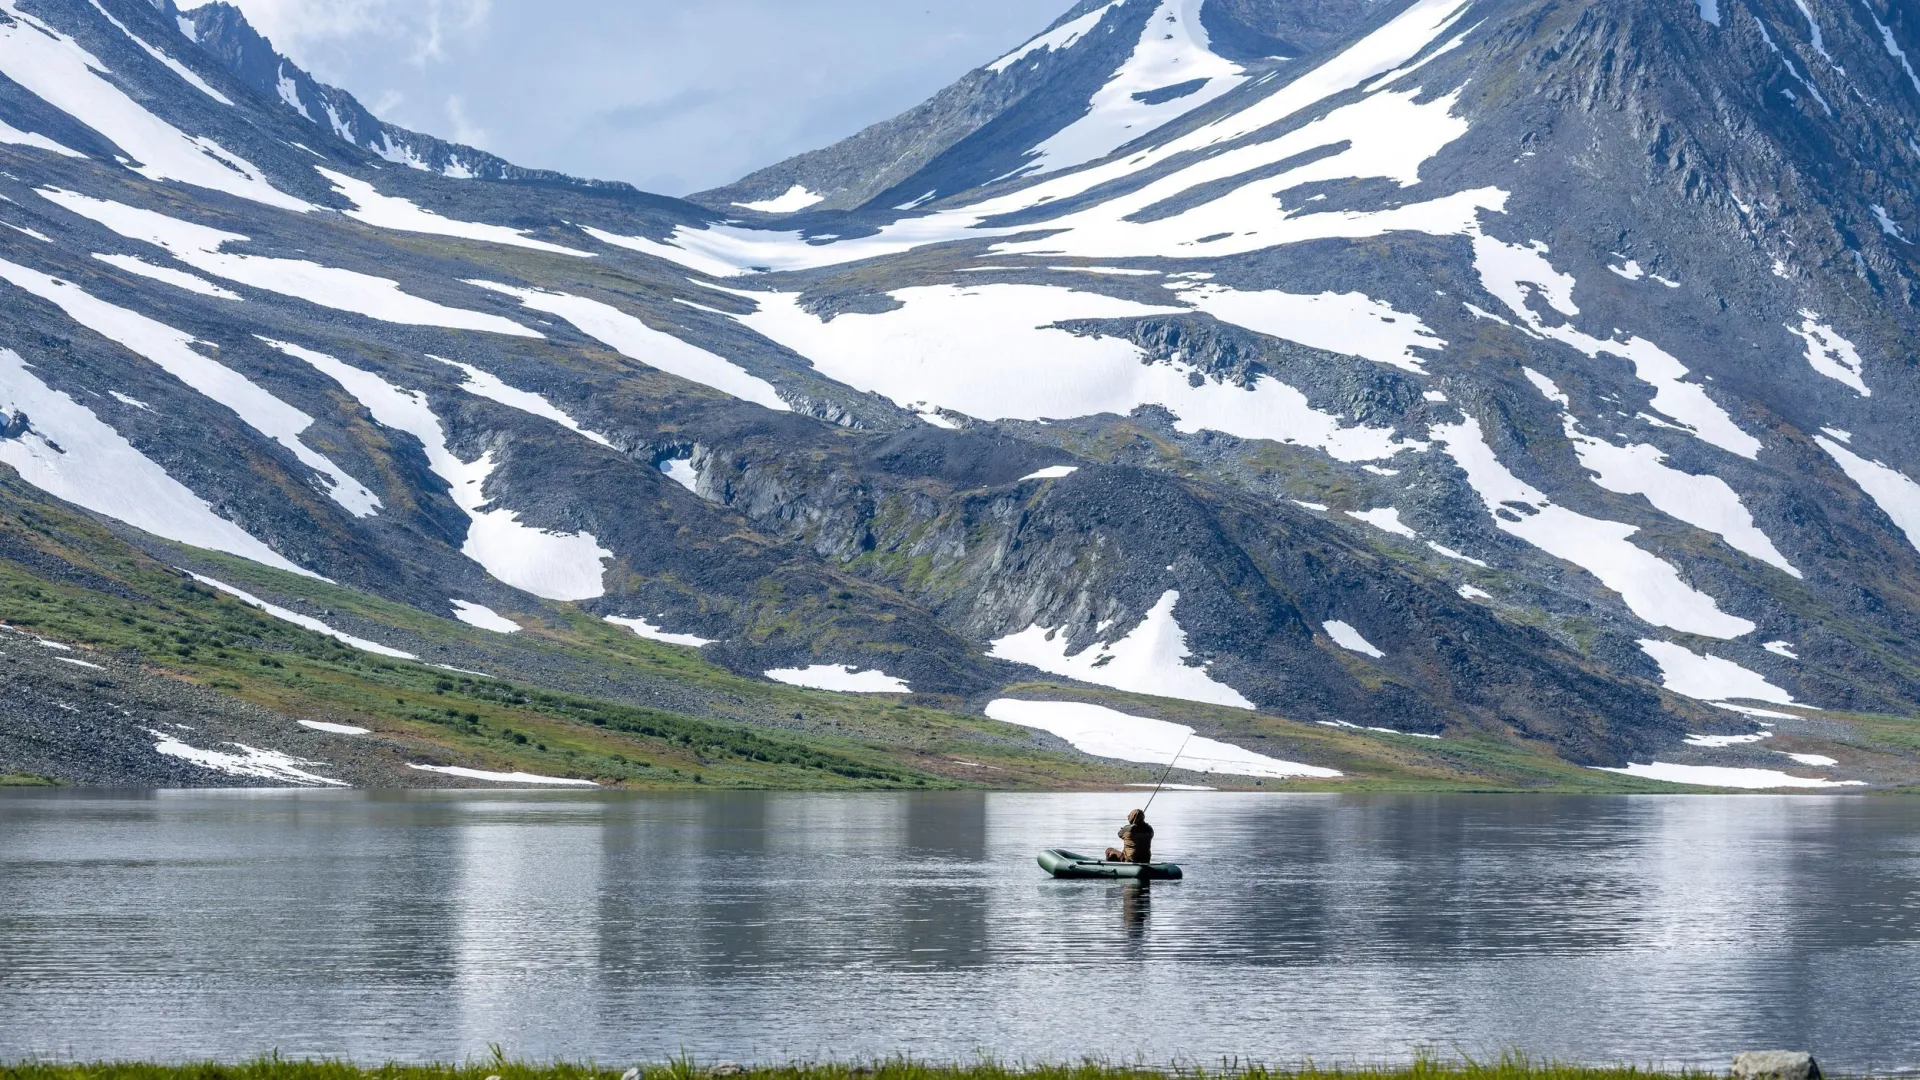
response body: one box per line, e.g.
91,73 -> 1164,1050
2,471 -> 1906,792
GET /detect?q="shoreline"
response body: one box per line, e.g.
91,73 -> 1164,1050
0,1060 -> 1799,1080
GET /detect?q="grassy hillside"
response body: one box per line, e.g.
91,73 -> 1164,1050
0,468 -> 1906,791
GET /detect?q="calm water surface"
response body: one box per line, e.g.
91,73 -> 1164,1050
2,791 -> 1917,1069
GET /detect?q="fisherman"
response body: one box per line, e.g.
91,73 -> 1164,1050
1105,808 -> 1153,864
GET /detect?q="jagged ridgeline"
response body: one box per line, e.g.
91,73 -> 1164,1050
0,0 -> 1917,789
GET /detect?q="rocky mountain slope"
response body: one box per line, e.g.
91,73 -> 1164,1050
0,0 -> 1915,789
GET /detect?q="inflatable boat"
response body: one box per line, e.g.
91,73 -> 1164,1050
1037,848 -> 1183,880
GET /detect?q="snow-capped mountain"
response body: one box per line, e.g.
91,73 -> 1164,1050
174,0 -> 617,187
2,0 -> 1917,788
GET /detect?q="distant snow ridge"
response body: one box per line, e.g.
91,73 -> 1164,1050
84,0 -> 232,105
266,340 -> 613,601
988,589 -> 1255,709
608,0 -> 1488,281
0,1 -> 307,211
984,698 -> 1341,779
733,185 -> 825,213
988,1 -> 1124,74
1011,0 -> 1249,178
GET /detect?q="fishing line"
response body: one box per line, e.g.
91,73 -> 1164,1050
1142,733 -> 1193,812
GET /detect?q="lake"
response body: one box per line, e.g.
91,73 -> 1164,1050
2,791 -> 1916,1071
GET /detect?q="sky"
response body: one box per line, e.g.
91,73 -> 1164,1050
218,0 -> 1067,196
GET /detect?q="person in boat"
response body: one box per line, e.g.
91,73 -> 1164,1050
1105,808 -> 1153,864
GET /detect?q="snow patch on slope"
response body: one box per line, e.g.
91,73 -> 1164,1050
1637,639 -> 1795,704
985,698 -> 1340,779
266,340 -> 612,600
1785,310 -> 1869,396
436,357 -> 611,446
0,259 -> 381,517
92,252 -> 239,298
0,350 -> 308,574
1431,414 -> 1754,638
319,168 -> 594,257
408,763 -> 598,786
149,728 -> 348,786
989,589 -> 1254,709
1473,236 -> 1760,459
1323,620 -> 1385,657
469,281 -> 788,411
0,118 -> 84,157
1596,761 -> 1861,789
1172,282 -> 1442,374
1815,434 -> 1920,554
1521,368 -> 1799,577
1346,507 -> 1416,538
730,283 -> 1412,461
187,572 -> 414,658
604,615 -> 713,648
40,189 -> 539,336
450,600 -> 519,634
764,664 -> 911,693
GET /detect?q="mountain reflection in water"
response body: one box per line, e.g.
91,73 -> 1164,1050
1,791 -> 1915,1071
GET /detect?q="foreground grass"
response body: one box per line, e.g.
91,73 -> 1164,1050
0,1061 -> 1741,1080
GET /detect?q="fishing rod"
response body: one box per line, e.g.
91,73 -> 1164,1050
1142,733 -> 1193,812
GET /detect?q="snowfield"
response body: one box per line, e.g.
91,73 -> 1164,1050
1432,415 -> 1756,639
267,340 -> 613,601
0,348 -> 311,576
0,257 -> 381,517
989,590 -> 1255,709
605,615 -> 714,648
763,664 -> 911,693
984,698 -> 1341,778
471,281 -> 789,410
731,283 -> 1414,461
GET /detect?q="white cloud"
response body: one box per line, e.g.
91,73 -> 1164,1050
219,0 -> 491,64
445,94 -> 488,147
